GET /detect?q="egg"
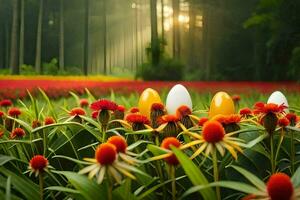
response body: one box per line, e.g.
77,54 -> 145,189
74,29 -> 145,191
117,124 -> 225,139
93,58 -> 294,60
209,91 -> 235,118
267,91 -> 289,113
138,88 -> 162,119
166,84 -> 192,115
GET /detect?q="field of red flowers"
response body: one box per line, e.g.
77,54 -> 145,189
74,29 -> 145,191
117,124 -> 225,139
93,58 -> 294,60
0,76 -> 300,99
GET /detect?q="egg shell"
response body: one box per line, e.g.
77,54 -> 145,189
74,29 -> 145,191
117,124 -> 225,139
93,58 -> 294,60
209,91 -> 235,118
166,84 -> 193,115
267,91 -> 289,113
138,88 -> 162,119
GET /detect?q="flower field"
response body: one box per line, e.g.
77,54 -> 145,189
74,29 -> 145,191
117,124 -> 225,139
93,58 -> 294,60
0,79 -> 300,200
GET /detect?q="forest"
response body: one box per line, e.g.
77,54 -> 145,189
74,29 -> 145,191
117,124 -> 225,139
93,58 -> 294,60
0,0 -> 299,81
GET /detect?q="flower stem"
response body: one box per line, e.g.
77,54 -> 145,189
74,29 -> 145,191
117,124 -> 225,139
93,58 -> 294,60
270,135 -> 275,174
291,130 -> 295,174
170,165 -> 176,200
212,150 -> 221,200
39,173 -> 44,200
107,176 -> 113,200
275,131 -> 284,164
101,125 -> 107,142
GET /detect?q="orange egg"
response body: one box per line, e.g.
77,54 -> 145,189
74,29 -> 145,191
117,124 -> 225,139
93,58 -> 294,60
208,92 -> 235,118
138,88 -> 162,119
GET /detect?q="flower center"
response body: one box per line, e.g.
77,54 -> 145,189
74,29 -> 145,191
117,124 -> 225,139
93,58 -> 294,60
95,143 -> 117,165
30,155 -> 48,171
267,173 -> 294,200
202,121 -> 225,143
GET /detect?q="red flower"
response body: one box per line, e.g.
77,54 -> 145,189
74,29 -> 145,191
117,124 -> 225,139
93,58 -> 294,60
130,107 -> 139,113
286,113 -> 297,124
0,99 -> 12,107
253,103 -> 286,115
161,137 -> 181,165
0,111 -> 4,117
176,105 -> 192,119
0,130 -> 4,138
90,99 -> 118,111
8,107 -> 21,117
116,105 -> 125,112
202,121 -> 225,143
125,113 -> 150,125
159,115 -> 179,124
107,136 -> 127,153
29,155 -> 48,172
151,103 -> 164,111
10,128 -> 26,139
95,143 -> 117,165
239,108 -> 252,116
79,99 -> 89,107
278,117 -> 290,127
44,117 -> 55,125
69,107 -> 86,116
213,114 -> 241,125
267,173 -> 294,200
32,120 -> 41,128
231,95 -> 241,102
92,111 -> 99,119
198,117 -> 209,126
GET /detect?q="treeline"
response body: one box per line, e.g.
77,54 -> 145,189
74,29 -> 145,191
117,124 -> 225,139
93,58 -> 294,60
0,0 -> 299,81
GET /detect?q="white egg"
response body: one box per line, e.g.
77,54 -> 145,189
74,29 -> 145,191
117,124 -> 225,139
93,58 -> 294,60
166,84 -> 193,114
267,91 -> 289,113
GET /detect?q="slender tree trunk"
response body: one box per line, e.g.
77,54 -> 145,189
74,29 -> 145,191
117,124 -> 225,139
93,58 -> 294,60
10,0 -> 19,74
203,4 -> 211,80
83,0 -> 89,75
139,1 -> 144,63
134,2 -> 139,70
188,0 -> 196,70
19,0 -> 24,70
59,0 -> 64,71
150,0 -> 159,65
172,0 -> 180,58
35,0 -> 43,74
161,0 -> 164,45
102,0 -> 107,75
5,20 -> 9,68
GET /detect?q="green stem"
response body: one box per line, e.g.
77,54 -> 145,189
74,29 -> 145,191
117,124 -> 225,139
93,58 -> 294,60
212,150 -> 221,200
155,160 -> 166,200
107,175 -> 113,200
170,166 -> 176,200
270,135 -> 275,174
43,130 -> 48,156
275,131 -> 284,163
291,130 -> 295,174
39,173 -> 44,200
101,125 -> 107,142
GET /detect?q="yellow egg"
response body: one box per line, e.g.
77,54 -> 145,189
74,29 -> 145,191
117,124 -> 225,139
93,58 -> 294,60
138,88 -> 162,119
209,92 -> 235,118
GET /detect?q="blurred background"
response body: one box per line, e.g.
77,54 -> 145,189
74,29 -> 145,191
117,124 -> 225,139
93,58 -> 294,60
0,0 -> 299,81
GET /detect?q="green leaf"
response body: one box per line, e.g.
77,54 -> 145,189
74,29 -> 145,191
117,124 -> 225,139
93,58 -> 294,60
6,116 -> 32,133
171,147 -> 216,200
39,88 -> 58,120
292,165 -> 300,187
230,165 -> 266,191
57,171 -> 106,200
147,144 -> 169,156
181,181 -> 265,199
5,176 -> 11,200
45,186 -> 80,194
0,155 -> 15,166
0,167 -> 40,200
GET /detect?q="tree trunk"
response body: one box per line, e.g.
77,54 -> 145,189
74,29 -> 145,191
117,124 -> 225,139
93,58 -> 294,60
59,0 -> 65,71
10,0 -> 19,74
188,0 -> 196,70
101,0 -> 107,75
19,0 -> 24,70
134,2 -> 139,70
172,0 -> 180,58
203,4 -> 211,80
83,0 -> 89,75
161,0 -> 164,47
150,0 -> 159,65
35,0 -> 43,74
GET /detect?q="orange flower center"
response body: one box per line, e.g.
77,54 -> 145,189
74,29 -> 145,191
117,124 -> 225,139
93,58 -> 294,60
30,155 -> 48,171
95,143 -> 117,165
161,137 -> 181,165
202,121 -> 225,143
107,136 -> 128,153
267,173 -> 294,200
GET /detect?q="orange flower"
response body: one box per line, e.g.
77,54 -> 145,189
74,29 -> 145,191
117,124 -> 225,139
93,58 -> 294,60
95,143 -> 117,165
90,99 -> 118,111
254,103 -> 286,115
239,108 -> 252,116
126,113 -> 150,125
213,114 -> 241,125
159,115 -> 179,124
231,95 -> 241,102
151,103 -> 164,111
198,117 -> 208,126
116,105 -> 126,112
29,155 -> 48,173
0,111 -> 4,118
176,105 -> 192,120
8,107 -> 21,117
79,99 -> 89,107
202,121 -> 225,143
10,128 -> 26,139
0,130 -> 4,138
286,113 -> 297,125
129,107 -> 139,113
267,173 -> 293,200
32,120 -> 41,128
161,137 -> 181,165
69,107 -> 86,116
107,136 -> 127,153
44,117 -> 55,125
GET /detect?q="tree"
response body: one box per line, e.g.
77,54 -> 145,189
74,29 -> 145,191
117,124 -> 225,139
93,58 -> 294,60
150,0 -> 160,65
19,0 -> 24,70
172,0 -> 180,58
83,0 -> 89,75
35,0 -> 44,74
10,0 -> 19,74
59,0 -> 65,71
102,0 -> 107,75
